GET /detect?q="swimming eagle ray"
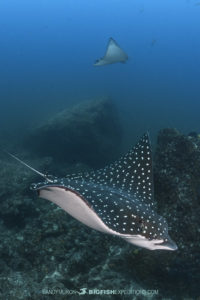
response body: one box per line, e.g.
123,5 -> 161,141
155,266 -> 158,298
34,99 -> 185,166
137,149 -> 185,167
94,37 -> 128,66
7,133 -> 177,251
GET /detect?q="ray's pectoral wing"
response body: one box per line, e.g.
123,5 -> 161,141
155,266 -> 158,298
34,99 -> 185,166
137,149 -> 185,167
84,132 -> 155,208
104,38 -> 128,62
38,185 -> 120,235
37,185 -> 164,250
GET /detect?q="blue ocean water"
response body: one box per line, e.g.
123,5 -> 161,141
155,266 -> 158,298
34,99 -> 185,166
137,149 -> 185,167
0,0 -> 200,144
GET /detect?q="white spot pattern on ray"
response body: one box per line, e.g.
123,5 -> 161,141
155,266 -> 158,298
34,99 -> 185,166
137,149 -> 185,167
32,133 -> 177,250
82,133 -> 155,207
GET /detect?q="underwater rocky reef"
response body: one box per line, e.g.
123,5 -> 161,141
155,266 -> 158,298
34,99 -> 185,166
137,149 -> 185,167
0,127 -> 200,299
24,98 -> 122,170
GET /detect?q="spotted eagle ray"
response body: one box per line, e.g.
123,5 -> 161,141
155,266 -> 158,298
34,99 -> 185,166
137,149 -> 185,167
7,133 -> 177,251
94,37 -> 128,66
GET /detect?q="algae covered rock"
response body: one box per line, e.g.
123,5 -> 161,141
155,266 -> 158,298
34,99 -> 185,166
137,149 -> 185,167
120,128 -> 200,299
153,128 -> 200,296
24,98 -> 122,168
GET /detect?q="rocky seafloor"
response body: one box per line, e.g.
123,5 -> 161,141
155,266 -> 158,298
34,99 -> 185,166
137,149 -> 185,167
0,102 -> 200,300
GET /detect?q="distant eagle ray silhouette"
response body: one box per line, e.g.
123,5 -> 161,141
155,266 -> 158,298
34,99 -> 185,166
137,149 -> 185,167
94,37 -> 128,66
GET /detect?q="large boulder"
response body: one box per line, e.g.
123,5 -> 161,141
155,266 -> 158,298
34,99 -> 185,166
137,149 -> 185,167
24,98 -> 122,168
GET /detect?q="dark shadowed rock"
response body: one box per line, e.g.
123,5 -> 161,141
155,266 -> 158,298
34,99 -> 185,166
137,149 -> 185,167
24,98 -> 122,168
153,128 -> 200,297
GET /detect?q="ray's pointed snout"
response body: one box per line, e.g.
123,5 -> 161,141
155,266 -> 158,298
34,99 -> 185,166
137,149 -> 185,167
156,236 -> 178,251
163,239 -> 178,251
